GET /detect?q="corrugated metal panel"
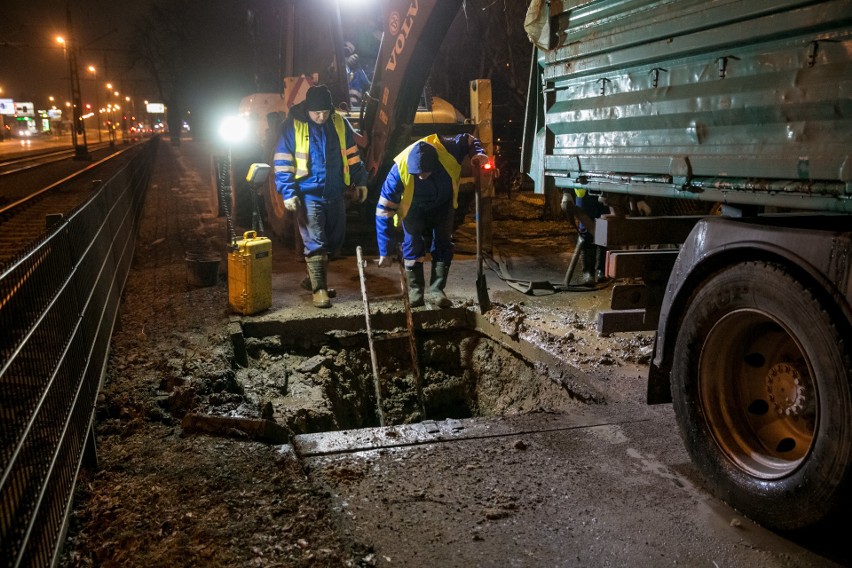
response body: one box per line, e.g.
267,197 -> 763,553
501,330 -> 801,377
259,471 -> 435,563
539,0 -> 852,211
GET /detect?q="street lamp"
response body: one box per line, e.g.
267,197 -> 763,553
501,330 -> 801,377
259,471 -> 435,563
87,65 -> 102,142
219,116 -> 250,241
103,83 -> 119,146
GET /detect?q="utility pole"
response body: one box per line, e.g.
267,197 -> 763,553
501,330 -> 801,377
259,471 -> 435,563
66,4 -> 90,160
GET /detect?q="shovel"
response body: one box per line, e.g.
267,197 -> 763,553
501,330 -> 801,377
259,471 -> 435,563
474,166 -> 491,313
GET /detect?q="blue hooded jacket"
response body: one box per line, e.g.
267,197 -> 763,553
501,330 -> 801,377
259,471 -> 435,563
273,101 -> 367,202
375,134 -> 485,257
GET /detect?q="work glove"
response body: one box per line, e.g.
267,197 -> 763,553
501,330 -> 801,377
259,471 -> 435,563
376,256 -> 393,268
283,196 -> 301,212
356,186 -> 368,203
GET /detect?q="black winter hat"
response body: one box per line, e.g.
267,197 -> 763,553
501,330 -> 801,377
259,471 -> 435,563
305,85 -> 333,111
408,142 -> 439,174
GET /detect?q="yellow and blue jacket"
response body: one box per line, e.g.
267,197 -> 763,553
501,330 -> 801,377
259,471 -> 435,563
273,102 -> 367,202
375,133 -> 484,257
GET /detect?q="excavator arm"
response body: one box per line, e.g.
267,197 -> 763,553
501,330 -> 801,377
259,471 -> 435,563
361,0 -> 463,183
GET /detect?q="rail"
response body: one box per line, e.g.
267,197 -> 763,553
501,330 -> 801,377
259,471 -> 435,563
0,142 -> 117,177
0,138 -> 157,567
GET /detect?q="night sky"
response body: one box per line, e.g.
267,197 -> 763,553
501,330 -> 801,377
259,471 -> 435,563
0,0 -> 155,109
1,0 -> 533,163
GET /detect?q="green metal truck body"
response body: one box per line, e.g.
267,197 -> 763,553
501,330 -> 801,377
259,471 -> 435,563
529,0 -> 852,211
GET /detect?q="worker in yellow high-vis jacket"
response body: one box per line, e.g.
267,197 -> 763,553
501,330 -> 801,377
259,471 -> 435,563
375,134 -> 492,308
273,85 -> 368,308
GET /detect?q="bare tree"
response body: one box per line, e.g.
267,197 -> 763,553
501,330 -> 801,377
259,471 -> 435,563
128,0 -> 262,139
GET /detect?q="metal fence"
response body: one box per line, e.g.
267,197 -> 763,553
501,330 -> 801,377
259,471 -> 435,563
0,138 -> 157,567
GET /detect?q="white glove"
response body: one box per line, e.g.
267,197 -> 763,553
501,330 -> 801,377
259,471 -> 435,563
283,196 -> 301,212
636,200 -> 652,216
356,186 -> 368,203
376,256 -> 393,268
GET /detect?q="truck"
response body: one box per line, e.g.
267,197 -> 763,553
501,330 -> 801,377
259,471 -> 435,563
522,0 -> 851,530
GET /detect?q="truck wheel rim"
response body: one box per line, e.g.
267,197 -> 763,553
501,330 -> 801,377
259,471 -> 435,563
698,309 -> 817,479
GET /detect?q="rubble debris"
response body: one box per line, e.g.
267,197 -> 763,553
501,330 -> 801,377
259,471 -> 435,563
181,413 -> 290,443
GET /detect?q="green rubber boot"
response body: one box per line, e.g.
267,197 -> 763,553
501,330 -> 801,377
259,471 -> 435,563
300,273 -> 335,297
306,254 -> 331,308
428,262 -> 452,308
406,263 -> 426,307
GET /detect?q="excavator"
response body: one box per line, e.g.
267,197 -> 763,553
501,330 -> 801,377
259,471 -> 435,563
221,0 -> 492,242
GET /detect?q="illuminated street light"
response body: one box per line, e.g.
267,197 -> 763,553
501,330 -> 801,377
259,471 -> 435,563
86,65 -> 103,142
218,115 -> 250,239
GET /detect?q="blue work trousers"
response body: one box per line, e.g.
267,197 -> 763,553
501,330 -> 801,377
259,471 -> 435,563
400,199 -> 455,264
576,194 -> 608,238
298,196 -> 346,257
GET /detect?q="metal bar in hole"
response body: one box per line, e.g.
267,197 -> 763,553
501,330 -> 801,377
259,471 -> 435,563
396,247 -> 425,418
356,246 -> 386,426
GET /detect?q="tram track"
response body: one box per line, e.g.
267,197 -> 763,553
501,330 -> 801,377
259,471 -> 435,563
0,147 -> 73,173
0,143 -> 146,268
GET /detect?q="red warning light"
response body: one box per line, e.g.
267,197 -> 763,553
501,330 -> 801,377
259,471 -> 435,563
482,161 -> 493,170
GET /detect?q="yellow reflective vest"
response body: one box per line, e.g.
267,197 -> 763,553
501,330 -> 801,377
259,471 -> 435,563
393,134 -> 462,222
293,113 -> 352,185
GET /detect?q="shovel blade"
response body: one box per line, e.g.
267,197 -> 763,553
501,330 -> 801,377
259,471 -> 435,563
476,273 -> 491,313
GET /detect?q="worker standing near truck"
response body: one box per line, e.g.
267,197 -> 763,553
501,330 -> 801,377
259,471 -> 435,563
572,189 -> 610,286
273,84 -> 369,308
375,133 -> 490,308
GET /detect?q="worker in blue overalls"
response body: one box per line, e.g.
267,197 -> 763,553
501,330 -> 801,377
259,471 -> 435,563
375,133 -> 489,308
273,85 -> 368,308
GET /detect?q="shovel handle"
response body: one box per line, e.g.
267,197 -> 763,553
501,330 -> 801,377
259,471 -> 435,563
474,166 -> 483,276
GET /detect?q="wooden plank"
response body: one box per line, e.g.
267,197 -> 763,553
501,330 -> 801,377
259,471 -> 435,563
606,249 -> 679,279
596,216 -> 701,248
180,414 -> 289,444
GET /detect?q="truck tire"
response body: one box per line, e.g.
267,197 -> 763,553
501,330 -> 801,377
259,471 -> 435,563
671,261 -> 851,530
